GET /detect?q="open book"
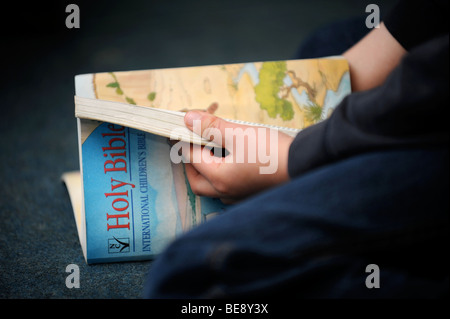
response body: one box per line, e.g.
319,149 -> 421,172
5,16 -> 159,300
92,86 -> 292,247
63,58 -> 351,264
74,96 -> 301,146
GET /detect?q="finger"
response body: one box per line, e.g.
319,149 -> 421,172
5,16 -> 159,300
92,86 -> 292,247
184,111 -> 245,148
187,143 -> 228,184
206,102 -> 218,114
219,197 -> 238,205
171,140 -> 224,180
179,102 -> 218,114
184,163 -> 222,198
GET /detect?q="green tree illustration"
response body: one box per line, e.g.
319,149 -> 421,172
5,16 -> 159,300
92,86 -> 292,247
255,61 -> 294,121
106,72 -> 136,105
147,92 -> 156,102
304,102 -> 323,123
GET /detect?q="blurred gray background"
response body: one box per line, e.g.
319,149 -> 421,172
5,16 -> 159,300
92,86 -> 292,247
0,0 -> 394,298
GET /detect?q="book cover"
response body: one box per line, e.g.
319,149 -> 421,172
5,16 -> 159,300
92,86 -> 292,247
67,58 -> 351,264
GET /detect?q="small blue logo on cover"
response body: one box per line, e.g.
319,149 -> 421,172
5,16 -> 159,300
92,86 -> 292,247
108,237 -> 130,253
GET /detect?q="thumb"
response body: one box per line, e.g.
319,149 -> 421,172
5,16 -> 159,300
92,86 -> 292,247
184,110 -> 239,146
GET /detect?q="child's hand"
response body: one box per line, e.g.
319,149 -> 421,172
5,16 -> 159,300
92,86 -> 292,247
179,110 -> 294,203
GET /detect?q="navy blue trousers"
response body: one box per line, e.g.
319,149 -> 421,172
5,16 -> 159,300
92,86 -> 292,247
144,148 -> 449,298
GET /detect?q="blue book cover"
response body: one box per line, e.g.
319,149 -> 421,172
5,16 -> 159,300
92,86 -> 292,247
80,122 -> 224,263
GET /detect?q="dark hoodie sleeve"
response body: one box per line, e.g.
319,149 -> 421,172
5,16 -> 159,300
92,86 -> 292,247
383,0 -> 449,51
288,33 -> 449,178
